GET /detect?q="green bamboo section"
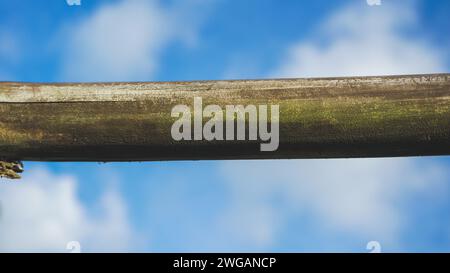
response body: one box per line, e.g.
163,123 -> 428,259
0,74 -> 449,163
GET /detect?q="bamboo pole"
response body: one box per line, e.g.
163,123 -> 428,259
0,74 -> 449,173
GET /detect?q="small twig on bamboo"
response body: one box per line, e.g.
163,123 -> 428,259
0,160 -> 24,179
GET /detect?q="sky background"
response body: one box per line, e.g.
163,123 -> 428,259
1,0 -> 450,252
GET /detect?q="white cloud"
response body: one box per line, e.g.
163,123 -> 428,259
61,0 -> 204,81
0,29 -> 21,80
274,2 -> 447,78
221,158 -> 448,247
220,1 -> 449,250
0,29 -> 20,64
215,201 -> 282,249
0,168 -> 137,252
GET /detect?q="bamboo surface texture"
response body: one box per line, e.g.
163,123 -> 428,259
1,73 -> 449,162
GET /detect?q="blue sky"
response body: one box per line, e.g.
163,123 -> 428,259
1,0 -> 450,252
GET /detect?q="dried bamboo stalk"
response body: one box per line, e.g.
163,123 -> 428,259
0,74 -> 449,167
